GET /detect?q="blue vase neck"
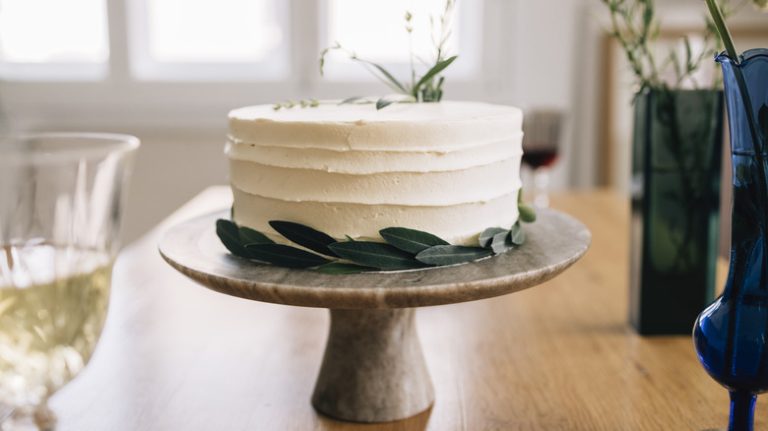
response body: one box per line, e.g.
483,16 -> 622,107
720,50 -> 768,300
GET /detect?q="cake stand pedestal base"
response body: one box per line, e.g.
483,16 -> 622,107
312,308 -> 434,422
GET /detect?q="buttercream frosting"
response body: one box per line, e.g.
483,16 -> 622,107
227,101 -> 524,246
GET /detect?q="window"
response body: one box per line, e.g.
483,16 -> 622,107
0,0 -> 108,79
0,0 -> 507,129
129,0 -> 288,80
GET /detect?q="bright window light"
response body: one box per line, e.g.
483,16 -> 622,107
145,0 -> 283,63
327,0 -> 459,64
0,0 -> 108,63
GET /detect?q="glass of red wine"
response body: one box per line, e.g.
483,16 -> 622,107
522,109 -> 564,207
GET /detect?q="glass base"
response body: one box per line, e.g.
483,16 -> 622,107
0,403 -> 56,431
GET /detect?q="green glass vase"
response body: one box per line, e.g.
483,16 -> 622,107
629,88 -> 724,335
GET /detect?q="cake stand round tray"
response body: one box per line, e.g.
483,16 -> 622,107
159,208 -> 591,423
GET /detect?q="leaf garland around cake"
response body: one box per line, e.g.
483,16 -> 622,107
215,199 -> 536,274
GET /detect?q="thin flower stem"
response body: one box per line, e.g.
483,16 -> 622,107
706,0 -> 739,62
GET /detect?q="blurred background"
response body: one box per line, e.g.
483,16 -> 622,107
1,0 -> 767,243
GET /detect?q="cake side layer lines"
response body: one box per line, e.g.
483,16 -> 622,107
222,129 -> 523,153
225,135 -> 523,174
229,156 -> 522,206
230,187 -> 521,246
228,103 -> 522,152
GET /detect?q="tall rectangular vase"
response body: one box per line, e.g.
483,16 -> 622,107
629,89 -> 724,335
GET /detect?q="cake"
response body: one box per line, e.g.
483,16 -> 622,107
226,101 -> 523,246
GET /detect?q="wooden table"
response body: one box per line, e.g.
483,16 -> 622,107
50,187 -> 761,431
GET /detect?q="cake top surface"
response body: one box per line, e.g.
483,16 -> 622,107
228,100 -> 523,152
229,101 -> 521,124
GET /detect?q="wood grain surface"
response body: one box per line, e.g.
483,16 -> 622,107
48,186 -> 759,431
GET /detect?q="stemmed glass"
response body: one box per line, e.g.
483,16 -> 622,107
0,133 -> 139,430
522,110 -> 564,208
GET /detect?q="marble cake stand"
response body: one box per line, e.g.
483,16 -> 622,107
158,208 -> 591,423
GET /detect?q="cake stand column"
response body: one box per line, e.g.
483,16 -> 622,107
311,308 -> 435,422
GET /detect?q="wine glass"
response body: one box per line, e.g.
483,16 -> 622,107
0,133 -> 139,430
522,109 -> 564,207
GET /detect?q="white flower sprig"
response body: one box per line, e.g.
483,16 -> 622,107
319,0 -> 459,110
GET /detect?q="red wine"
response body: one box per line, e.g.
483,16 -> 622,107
522,149 -> 558,169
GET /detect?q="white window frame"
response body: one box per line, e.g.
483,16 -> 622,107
0,0 -> 519,131
125,0 -> 291,81
0,62 -> 108,81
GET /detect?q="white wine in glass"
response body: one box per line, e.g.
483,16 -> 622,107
0,134 -> 139,430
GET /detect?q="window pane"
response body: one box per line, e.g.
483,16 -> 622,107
146,0 -> 284,62
0,0 -> 108,63
327,0 -> 459,64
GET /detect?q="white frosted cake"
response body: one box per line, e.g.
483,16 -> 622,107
226,101 -> 523,245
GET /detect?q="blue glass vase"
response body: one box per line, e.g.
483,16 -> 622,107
693,48 -> 768,431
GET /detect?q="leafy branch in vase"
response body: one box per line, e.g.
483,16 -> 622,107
602,0 -> 739,91
318,0 -> 459,110
602,0 -> 743,276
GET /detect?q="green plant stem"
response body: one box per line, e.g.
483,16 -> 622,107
705,0 -> 739,61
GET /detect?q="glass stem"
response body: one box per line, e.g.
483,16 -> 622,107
533,168 -> 550,208
728,391 -> 756,431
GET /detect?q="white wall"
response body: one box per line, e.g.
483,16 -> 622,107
122,131 -> 228,243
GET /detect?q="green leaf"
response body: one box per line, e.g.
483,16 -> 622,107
375,94 -> 416,110
416,245 -> 493,266
669,51 -> 682,79
216,219 -> 248,257
413,56 -> 458,97
340,96 -> 368,105
268,221 -> 338,257
352,58 -> 408,94
244,243 -> 331,268
519,204 -> 537,223
642,2 -> 654,30
239,226 -> 274,245
510,224 -> 526,246
379,227 -> 449,254
491,231 -> 513,254
479,227 -> 507,248
328,241 -> 424,270
377,98 -> 396,110
315,262 -> 375,274
759,104 -> 768,142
